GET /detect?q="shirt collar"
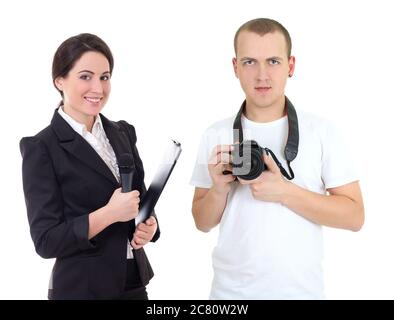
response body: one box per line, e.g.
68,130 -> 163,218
58,106 -> 103,137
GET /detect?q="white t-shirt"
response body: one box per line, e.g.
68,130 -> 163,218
190,110 -> 358,299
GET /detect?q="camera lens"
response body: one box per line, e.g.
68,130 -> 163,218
243,148 -> 265,180
232,140 -> 265,180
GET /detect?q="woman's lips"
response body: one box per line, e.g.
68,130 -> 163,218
84,97 -> 102,104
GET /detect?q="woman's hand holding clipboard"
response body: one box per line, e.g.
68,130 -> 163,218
135,140 -> 182,225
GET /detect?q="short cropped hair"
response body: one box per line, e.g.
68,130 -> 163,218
234,18 -> 292,57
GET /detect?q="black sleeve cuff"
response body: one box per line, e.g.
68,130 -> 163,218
73,214 -> 96,250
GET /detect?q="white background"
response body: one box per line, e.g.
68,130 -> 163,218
1,0 -> 393,299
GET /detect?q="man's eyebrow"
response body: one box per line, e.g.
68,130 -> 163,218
77,70 -> 110,74
239,56 -> 285,62
266,56 -> 284,61
240,57 -> 257,62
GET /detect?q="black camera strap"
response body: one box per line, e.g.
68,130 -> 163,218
264,148 -> 294,180
233,96 -> 299,180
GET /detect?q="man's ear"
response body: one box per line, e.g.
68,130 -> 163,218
288,56 -> 296,77
232,57 -> 239,78
54,77 -> 64,91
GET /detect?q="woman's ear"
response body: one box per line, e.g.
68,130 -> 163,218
54,77 -> 63,91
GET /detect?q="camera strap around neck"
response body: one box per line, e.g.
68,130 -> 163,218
232,96 -> 299,180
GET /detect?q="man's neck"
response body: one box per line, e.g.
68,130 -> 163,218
244,96 -> 286,123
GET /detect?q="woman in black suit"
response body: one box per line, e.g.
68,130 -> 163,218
20,33 -> 159,300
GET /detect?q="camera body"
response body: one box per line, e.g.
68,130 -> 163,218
226,97 -> 299,181
232,140 -> 267,180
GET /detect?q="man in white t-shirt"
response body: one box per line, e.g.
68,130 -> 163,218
190,18 -> 364,299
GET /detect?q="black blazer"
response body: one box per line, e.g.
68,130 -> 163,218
20,109 -> 160,299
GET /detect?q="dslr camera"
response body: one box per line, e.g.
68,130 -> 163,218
225,97 -> 299,181
230,140 -> 268,180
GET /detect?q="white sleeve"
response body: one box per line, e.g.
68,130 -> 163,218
321,120 -> 358,189
190,131 -> 213,189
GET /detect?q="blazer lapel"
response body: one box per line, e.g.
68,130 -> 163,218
100,114 -> 133,163
50,110 -> 119,186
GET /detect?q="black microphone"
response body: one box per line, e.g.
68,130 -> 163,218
118,153 -> 134,193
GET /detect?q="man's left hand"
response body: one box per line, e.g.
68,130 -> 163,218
238,152 -> 289,203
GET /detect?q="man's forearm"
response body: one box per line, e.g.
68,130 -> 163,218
281,182 -> 364,231
192,188 -> 229,232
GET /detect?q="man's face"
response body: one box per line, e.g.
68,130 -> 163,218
233,31 -> 295,111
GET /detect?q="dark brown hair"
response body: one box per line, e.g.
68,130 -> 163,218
234,18 -> 292,57
52,33 -> 114,98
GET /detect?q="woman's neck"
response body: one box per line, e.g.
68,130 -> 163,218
62,104 -> 95,132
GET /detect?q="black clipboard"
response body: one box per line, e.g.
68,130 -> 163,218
135,140 -> 182,225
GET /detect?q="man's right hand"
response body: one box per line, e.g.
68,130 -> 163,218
106,188 -> 140,223
208,145 -> 236,195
